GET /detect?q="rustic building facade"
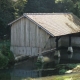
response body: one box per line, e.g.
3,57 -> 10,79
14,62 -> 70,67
8,13 -> 80,58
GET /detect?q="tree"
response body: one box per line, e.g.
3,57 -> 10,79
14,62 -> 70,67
0,0 -> 14,39
24,0 -> 55,13
13,0 -> 27,18
0,0 -> 28,39
55,0 -> 80,17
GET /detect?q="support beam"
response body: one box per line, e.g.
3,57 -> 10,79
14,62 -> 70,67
69,35 -> 71,46
67,34 -> 73,59
55,36 -> 61,50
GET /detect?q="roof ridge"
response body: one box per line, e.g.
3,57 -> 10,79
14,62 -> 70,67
23,12 -> 72,15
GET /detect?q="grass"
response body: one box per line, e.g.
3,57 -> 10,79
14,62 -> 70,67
34,73 -> 80,80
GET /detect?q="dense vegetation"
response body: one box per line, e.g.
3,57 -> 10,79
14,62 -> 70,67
0,0 -> 80,39
0,40 -> 14,69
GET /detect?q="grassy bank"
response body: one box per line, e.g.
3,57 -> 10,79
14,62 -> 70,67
34,73 -> 80,80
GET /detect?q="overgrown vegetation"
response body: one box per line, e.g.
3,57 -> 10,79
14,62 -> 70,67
0,40 -> 15,69
0,72 -> 11,80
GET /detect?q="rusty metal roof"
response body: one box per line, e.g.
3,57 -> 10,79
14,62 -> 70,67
9,13 -> 80,36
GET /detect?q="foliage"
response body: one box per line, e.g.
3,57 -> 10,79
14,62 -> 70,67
13,0 -> 27,18
1,45 -> 15,67
0,0 -> 14,39
66,64 -> 76,69
59,69 -> 66,74
24,0 -> 55,13
55,0 -> 80,17
35,60 -> 43,69
0,51 -> 9,69
0,73 -> 11,80
0,40 -> 14,69
0,0 -> 27,39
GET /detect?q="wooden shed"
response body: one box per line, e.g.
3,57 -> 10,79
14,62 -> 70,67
8,13 -> 80,57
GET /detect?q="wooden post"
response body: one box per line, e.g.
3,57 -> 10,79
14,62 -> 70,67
55,36 -> 61,50
55,37 -> 58,50
69,35 -> 71,47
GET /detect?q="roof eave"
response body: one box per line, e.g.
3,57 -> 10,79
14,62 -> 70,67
8,16 -> 24,25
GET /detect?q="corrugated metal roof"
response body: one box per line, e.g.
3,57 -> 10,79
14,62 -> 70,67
9,13 -> 80,36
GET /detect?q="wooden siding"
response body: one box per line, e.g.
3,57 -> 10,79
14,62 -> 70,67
45,37 -> 61,50
11,18 -> 58,57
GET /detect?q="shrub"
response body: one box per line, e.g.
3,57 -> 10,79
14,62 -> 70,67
0,73 -> 11,80
66,64 -> 76,69
0,45 -> 15,68
0,51 -> 9,69
1,46 -> 15,66
59,69 -> 66,75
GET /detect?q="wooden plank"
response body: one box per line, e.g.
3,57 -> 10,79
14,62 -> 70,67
16,21 -> 19,46
14,47 -> 16,56
32,48 -> 38,56
15,22 -> 18,46
30,22 -> 36,47
38,28 -> 50,51
27,47 -> 32,56
47,39 -> 51,49
13,24 -> 16,46
50,38 -> 56,48
19,47 -> 22,55
12,25 -> 14,46
45,33 -> 50,50
16,47 -> 19,55
40,29 -> 46,51
15,47 -> 18,55
35,25 -> 37,47
15,23 -> 17,46
20,18 -> 25,46
10,46 -> 14,52
11,26 -> 13,46
22,47 -> 27,55
36,26 -> 40,47
38,48 -> 42,54
24,18 -> 26,46
12,46 -> 14,54
25,18 -> 30,46
16,22 -> 18,46
39,28 -> 43,49
18,20 -> 21,46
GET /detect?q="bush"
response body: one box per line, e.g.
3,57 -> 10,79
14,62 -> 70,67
0,73 -> 11,80
0,51 -> 9,69
66,64 -> 76,69
59,69 -> 66,75
0,45 -> 15,68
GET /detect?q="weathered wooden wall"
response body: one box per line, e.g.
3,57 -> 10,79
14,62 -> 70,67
61,36 -> 80,47
45,37 -> 61,50
11,18 -> 61,57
